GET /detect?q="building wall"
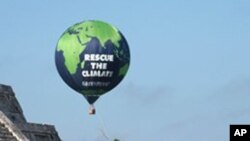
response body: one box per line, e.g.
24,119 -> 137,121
0,84 -> 62,141
0,84 -> 26,123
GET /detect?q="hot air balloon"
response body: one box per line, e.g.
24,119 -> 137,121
55,20 -> 130,115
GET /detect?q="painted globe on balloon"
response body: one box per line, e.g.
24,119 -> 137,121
55,20 -> 130,106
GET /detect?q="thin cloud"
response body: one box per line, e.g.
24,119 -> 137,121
156,77 -> 250,141
121,82 -> 174,106
210,77 -> 250,119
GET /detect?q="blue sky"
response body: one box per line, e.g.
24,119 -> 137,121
0,0 -> 250,141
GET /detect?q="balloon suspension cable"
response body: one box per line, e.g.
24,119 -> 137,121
100,128 -> 112,141
96,111 -> 113,141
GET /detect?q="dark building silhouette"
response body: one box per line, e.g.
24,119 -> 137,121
0,84 -> 61,141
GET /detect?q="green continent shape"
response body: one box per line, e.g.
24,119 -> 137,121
119,63 -> 129,76
57,20 -> 122,74
81,61 -> 85,69
57,33 -> 90,74
70,20 -> 122,48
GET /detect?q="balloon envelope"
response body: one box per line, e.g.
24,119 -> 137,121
55,20 -> 130,104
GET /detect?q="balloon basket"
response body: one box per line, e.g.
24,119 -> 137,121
88,105 -> 96,115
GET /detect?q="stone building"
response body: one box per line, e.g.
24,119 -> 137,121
0,84 -> 62,141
